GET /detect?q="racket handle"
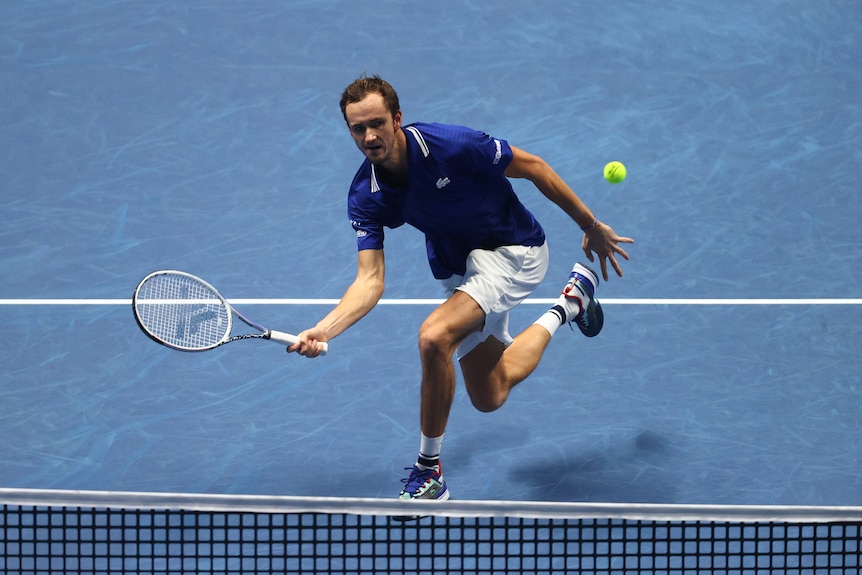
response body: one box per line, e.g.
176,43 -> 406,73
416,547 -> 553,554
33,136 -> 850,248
266,330 -> 329,356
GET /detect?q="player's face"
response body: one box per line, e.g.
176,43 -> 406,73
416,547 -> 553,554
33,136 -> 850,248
345,93 -> 402,167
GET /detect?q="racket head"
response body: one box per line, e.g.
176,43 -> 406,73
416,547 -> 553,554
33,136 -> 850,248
133,270 -> 232,351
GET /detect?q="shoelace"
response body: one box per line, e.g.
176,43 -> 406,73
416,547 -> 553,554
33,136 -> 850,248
401,466 -> 437,493
564,283 -> 590,327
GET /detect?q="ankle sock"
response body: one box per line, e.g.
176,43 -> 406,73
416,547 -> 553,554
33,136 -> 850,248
534,307 -> 566,336
558,291 -> 585,322
534,291 -> 586,336
417,433 -> 443,469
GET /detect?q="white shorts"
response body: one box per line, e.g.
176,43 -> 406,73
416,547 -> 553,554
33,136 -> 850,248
441,243 -> 549,359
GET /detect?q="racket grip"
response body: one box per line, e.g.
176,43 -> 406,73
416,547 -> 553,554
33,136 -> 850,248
266,330 -> 329,355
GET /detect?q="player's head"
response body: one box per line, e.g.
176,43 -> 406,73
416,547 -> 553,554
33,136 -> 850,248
340,74 -> 400,122
341,74 -> 404,167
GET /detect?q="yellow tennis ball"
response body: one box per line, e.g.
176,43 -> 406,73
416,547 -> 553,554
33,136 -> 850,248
603,161 -> 626,183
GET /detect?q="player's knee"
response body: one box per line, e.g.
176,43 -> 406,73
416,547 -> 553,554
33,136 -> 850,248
465,379 -> 507,413
467,386 -> 506,413
417,319 -> 456,360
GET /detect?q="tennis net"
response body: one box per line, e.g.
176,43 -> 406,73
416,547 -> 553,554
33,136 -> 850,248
1,488 -> 860,574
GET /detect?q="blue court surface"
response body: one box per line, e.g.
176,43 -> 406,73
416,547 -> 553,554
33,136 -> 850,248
2,1 -> 861,507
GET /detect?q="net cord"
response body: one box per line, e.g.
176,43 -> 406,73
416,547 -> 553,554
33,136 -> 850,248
1,487 -> 860,523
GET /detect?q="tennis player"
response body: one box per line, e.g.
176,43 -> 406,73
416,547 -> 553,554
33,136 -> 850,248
289,75 -> 634,501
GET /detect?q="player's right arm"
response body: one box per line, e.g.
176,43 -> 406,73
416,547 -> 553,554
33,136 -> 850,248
288,248 -> 385,357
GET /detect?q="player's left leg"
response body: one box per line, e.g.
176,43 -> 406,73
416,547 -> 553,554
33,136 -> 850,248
460,261 -> 603,412
459,325 -> 553,412
452,242 -> 551,412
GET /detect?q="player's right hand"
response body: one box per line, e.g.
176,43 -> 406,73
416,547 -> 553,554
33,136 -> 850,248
287,330 -> 327,358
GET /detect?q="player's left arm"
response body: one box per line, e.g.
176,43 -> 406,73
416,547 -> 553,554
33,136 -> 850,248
504,145 -> 634,280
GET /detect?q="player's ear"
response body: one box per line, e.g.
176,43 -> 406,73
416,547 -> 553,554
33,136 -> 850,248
393,110 -> 402,130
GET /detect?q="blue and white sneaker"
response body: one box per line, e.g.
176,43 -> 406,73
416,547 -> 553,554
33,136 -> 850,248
562,263 -> 603,337
399,463 -> 450,501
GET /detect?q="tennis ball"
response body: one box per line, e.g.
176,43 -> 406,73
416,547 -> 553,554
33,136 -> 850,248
603,161 -> 626,184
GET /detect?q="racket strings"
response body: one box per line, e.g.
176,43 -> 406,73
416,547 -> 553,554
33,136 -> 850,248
135,274 -> 231,350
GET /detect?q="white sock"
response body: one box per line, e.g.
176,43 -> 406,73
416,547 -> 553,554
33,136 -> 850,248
418,433 -> 443,469
534,309 -> 565,336
534,289 -> 588,336
558,292 -> 585,321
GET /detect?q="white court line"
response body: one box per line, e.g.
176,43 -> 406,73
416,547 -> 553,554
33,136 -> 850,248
1,298 -> 861,306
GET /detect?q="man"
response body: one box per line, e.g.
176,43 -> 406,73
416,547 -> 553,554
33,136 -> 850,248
289,75 -> 634,501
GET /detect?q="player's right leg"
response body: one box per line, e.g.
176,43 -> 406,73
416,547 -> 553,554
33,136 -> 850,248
416,290 -> 486,439
398,290 -> 485,503
399,244 -> 547,503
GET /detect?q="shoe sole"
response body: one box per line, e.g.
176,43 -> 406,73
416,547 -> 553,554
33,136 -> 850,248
572,264 -> 602,337
393,489 -> 451,522
579,299 -> 603,337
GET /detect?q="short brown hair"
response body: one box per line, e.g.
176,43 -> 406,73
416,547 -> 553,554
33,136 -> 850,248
339,74 -> 400,122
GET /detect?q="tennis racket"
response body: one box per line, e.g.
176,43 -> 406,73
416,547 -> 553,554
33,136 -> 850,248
132,270 -> 328,355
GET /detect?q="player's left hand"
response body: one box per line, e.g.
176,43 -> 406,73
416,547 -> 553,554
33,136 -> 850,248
581,221 -> 634,281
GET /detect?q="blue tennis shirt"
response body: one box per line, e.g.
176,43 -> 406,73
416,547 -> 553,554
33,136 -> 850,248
347,122 -> 546,279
